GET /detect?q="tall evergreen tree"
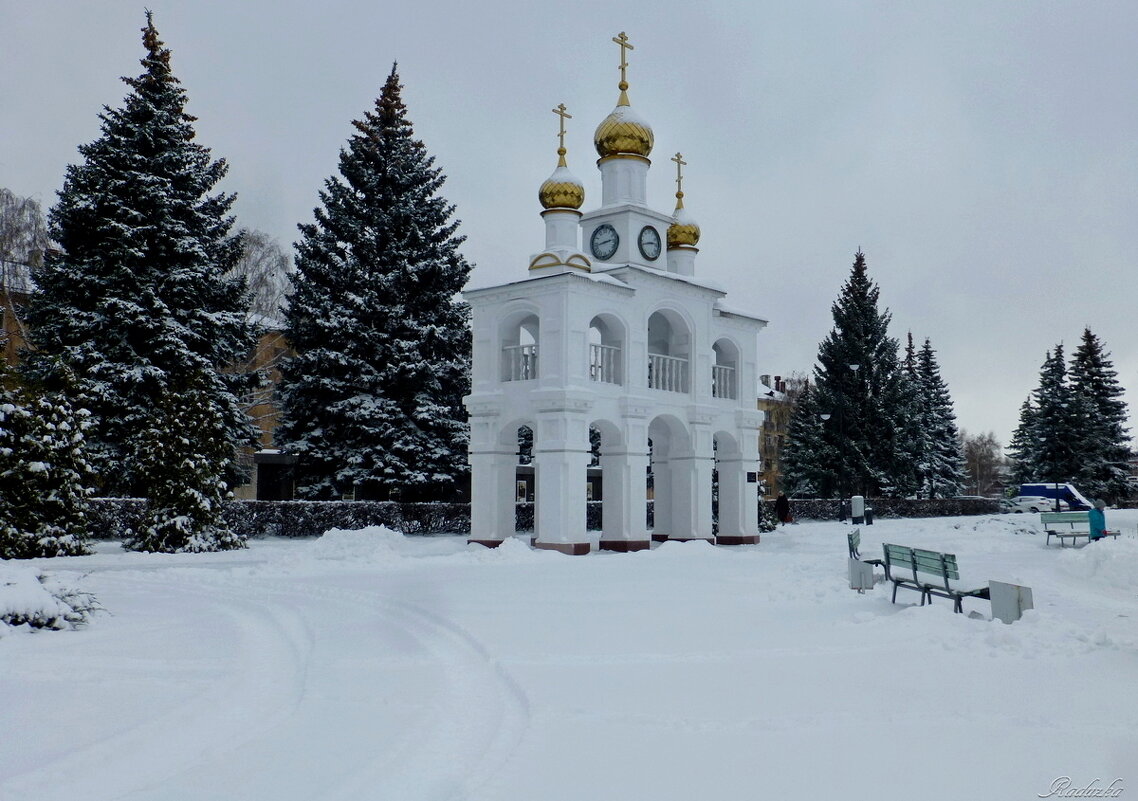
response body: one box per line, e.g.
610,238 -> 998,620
896,333 -> 928,498
914,338 -> 965,497
1005,397 -> 1038,486
278,65 -> 473,501
1031,345 -> 1083,487
0,363 -> 93,558
23,13 -> 256,496
1068,328 -> 1131,501
804,250 -> 912,497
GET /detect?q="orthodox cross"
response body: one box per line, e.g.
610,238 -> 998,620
552,103 -> 572,165
672,152 -> 687,197
613,32 -> 634,90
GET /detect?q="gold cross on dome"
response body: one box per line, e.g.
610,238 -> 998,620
552,103 -> 572,151
672,152 -> 687,195
613,32 -> 634,89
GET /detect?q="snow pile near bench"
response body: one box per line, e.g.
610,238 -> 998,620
1055,534 -> 1138,590
0,563 -> 100,635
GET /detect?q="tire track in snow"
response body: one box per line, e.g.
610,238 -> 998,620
5,564 -> 530,801
250,574 -> 531,801
2,570 -> 315,801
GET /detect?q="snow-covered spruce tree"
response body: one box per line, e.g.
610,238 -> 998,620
896,333 -> 929,498
1005,397 -> 1038,486
913,338 -> 965,498
1068,328 -> 1131,502
124,371 -> 244,553
1030,345 -> 1083,487
22,13 -> 256,497
806,250 -> 913,497
278,65 -> 472,501
0,364 -> 93,559
780,383 -> 830,496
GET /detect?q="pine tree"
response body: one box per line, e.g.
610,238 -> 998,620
1068,328 -> 1131,502
278,65 -> 473,501
914,338 -> 965,497
1005,397 -> 1038,486
780,383 -> 832,496
124,371 -> 244,553
0,364 -> 93,558
805,250 -> 912,497
896,333 -> 928,498
23,13 -> 256,497
1031,345 -> 1082,486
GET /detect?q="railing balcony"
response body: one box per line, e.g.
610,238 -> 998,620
589,343 -> 621,384
502,344 -> 538,381
647,352 -> 689,393
712,364 -> 737,399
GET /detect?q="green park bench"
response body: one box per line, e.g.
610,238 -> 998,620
882,543 -> 990,614
1040,511 -> 1120,547
847,528 -> 884,570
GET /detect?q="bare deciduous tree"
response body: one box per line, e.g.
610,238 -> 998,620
226,229 -> 294,449
1,188 -> 50,360
228,228 -> 292,324
959,429 -> 1003,497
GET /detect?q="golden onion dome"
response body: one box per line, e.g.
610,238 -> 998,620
594,101 -> 654,159
538,149 -> 585,210
667,193 -> 701,248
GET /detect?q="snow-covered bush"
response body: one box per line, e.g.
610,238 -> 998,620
0,370 -> 94,559
124,376 -> 245,553
0,563 -> 100,633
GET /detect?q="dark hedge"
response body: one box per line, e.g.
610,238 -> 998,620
86,499 -> 471,540
85,496 -> 999,541
773,497 -> 1001,521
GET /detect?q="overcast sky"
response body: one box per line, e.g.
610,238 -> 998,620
2,1 -> 1135,449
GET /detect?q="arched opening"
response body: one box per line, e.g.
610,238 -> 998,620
588,314 -> 624,385
516,424 -> 534,502
712,338 -> 740,399
648,414 -> 696,540
712,428 -> 758,544
500,312 -> 539,381
647,309 -> 691,393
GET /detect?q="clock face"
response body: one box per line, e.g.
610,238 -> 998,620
638,225 -> 662,260
590,223 -> 619,260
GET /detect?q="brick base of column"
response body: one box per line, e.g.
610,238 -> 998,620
533,541 -> 591,556
716,534 -> 761,545
598,540 -> 652,552
467,538 -> 506,548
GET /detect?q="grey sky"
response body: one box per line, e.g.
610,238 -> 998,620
2,1 -> 1135,448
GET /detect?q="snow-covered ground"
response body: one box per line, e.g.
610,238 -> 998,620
3,512 -> 1136,801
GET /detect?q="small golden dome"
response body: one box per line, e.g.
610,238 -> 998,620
539,150 -> 585,209
594,103 -> 654,159
667,193 -> 700,248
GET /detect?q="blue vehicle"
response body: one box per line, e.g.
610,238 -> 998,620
1019,483 -> 1093,511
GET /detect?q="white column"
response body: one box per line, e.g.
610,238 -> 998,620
667,452 -> 715,541
533,411 -> 591,555
715,454 -> 759,544
668,421 -> 715,542
468,450 -> 517,546
598,446 -> 650,551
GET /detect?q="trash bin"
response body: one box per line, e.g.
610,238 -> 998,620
865,506 -> 874,525
851,495 -> 865,525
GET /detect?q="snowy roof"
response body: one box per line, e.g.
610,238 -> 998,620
713,299 -> 768,326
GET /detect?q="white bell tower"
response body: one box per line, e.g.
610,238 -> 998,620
464,33 -> 767,554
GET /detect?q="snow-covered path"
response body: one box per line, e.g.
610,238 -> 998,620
3,514 -> 1137,801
